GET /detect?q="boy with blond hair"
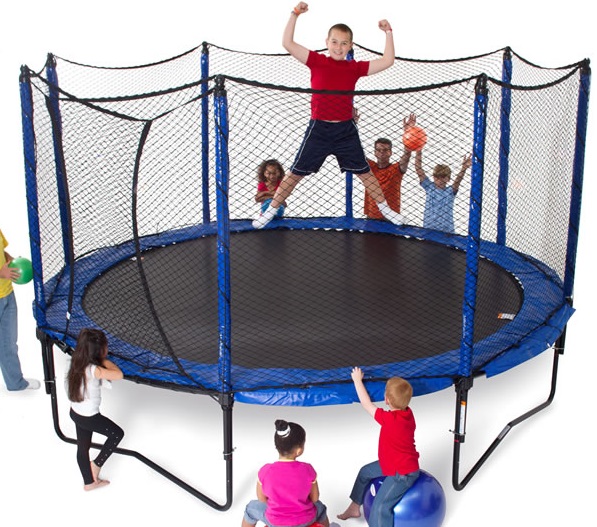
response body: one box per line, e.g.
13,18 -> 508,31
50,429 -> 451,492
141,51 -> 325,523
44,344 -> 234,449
337,367 -> 420,527
415,148 -> 472,233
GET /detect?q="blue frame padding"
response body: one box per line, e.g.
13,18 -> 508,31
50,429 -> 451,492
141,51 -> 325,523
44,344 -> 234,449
38,218 -> 574,405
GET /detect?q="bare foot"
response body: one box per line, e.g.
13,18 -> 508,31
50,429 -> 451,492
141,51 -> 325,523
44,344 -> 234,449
337,502 -> 361,520
84,479 -> 110,491
90,461 -> 101,482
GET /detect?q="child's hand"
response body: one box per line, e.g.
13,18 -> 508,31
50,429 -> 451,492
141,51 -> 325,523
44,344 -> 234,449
351,366 -> 364,383
0,263 -> 20,281
294,2 -> 308,14
378,19 -> 392,32
462,153 -> 472,170
403,113 -> 416,131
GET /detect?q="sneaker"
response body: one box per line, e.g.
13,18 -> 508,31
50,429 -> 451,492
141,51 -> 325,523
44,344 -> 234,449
252,207 -> 277,229
378,203 -> 407,225
25,378 -> 41,390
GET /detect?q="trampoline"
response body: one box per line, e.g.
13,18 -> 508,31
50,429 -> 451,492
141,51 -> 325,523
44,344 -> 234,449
47,221 -> 570,405
19,44 -> 590,509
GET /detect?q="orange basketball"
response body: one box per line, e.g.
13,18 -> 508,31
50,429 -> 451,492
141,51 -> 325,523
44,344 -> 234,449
402,126 -> 427,151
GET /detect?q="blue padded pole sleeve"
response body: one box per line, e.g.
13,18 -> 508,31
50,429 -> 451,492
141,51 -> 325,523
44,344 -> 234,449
564,60 -> 591,299
201,42 -> 211,224
214,76 -> 232,392
459,75 -> 488,377
497,48 -> 512,246
19,66 -> 48,326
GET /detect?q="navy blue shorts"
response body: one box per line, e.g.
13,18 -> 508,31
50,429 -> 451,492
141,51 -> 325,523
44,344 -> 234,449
290,119 -> 370,176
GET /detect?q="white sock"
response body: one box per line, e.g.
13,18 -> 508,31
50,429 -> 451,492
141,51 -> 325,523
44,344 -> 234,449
378,202 -> 406,225
252,205 -> 278,229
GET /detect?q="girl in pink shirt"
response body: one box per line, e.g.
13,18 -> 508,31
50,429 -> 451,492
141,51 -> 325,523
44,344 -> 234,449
242,419 -> 330,527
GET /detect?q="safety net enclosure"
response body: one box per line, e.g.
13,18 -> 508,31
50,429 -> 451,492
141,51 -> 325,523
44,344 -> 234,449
20,43 -> 589,407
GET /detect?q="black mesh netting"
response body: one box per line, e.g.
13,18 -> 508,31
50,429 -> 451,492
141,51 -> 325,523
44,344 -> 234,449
21,43 -> 588,399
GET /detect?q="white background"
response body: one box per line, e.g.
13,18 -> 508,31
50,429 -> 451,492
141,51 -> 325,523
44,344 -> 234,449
1,1 -> 594,526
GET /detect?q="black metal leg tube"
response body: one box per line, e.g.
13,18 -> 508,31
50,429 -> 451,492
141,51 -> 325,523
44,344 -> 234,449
38,332 -> 234,511
452,337 -> 563,491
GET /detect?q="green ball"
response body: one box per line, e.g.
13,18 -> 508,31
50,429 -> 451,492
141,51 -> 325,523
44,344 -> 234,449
8,257 -> 33,285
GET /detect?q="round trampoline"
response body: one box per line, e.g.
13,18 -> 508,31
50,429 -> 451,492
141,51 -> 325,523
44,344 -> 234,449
19,43 -> 589,504
41,218 -> 573,405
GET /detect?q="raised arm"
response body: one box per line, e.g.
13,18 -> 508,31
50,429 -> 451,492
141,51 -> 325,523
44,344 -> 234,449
283,3 -> 310,64
351,367 -> 377,417
398,113 -> 416,174
452,153 -> 472,194
414,149 -> 426,183
367,20 -> 395,75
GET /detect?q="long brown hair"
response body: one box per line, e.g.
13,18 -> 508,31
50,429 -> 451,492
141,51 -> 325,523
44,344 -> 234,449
67,329 -> 108,402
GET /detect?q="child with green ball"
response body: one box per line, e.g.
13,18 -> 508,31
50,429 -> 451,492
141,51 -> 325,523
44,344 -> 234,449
0,228 -> 40,391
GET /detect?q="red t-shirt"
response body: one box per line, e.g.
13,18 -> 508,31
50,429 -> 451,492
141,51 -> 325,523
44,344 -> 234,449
365,160 -> 404,218
375,406 -> 420,476
306,51 -> 369,121
257,180 -> 281,192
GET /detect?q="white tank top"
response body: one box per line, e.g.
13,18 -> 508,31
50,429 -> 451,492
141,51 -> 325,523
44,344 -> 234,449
70,365 -> 102,416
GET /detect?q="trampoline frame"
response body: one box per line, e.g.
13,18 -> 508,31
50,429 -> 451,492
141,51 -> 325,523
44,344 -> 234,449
19,45 -> 591,509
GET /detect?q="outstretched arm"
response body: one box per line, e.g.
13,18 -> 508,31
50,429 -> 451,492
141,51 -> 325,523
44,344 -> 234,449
398,113 -> 416,174
452,153 -> 472,194
367,20 -> 395,75
283,3 -> 310,64
351,367 -> 377,417
414,149 -> 426,183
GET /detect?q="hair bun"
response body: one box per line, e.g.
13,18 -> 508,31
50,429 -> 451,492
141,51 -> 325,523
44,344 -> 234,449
274,419 -> 291,437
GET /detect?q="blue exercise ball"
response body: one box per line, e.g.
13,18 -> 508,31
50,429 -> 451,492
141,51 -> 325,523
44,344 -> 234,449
362,470 -> 446,527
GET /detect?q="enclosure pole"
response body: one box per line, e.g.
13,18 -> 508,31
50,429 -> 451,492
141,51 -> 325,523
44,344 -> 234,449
563,60 -> 591,299
458,74 -> 488,379
213,75 -> 235,510
201,42 -> 211,224
344,48 -> 355,219
45,54 -> 73,267
496,48 -> 513,246
451,75 -> 488,488
345,172 -> 354,219
19,66 -> 48,327
214,75 -> 232,394
45,53 -> 77,336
